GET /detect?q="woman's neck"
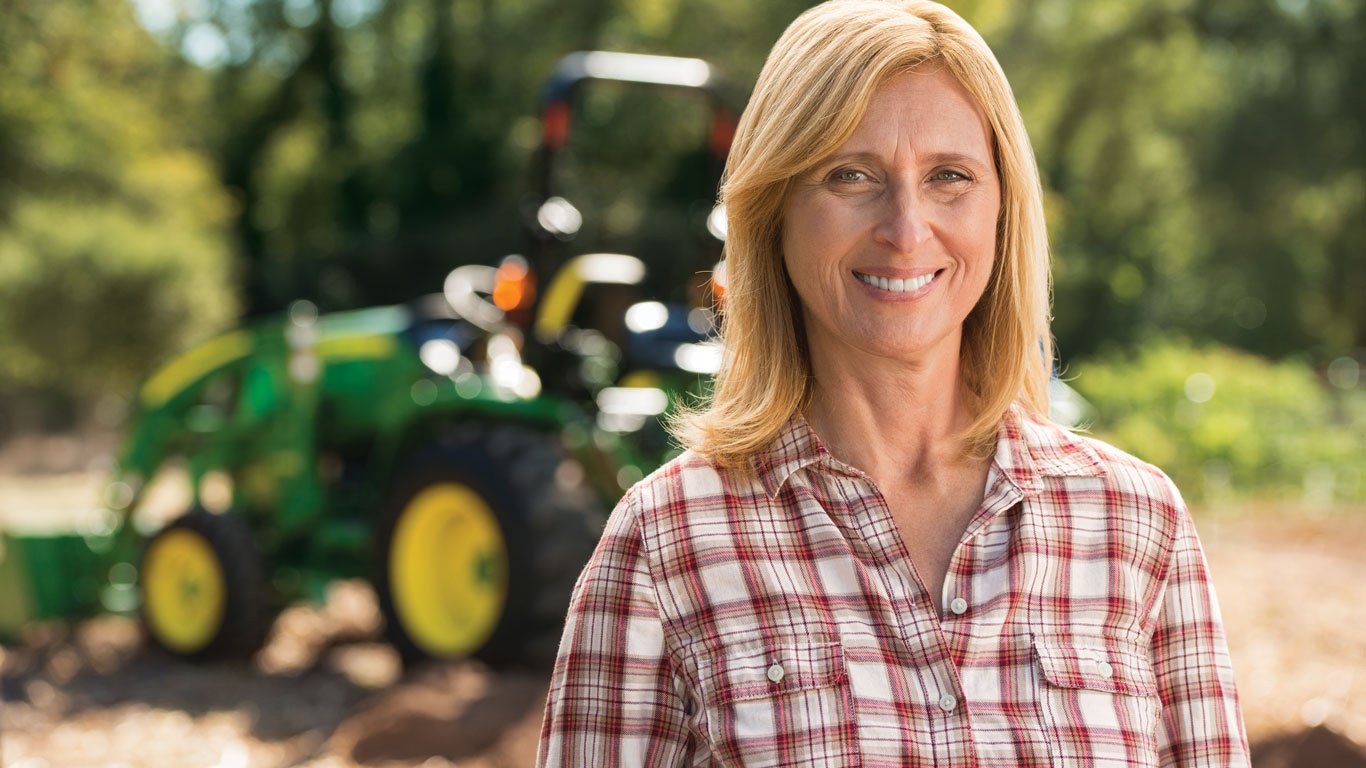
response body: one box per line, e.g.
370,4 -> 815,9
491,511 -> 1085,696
804,342 -> 977,481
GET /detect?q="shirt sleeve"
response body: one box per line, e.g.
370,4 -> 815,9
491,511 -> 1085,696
536,491 -> 695,767
1151,489 -> 1251,767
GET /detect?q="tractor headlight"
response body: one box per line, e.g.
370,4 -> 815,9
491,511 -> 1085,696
419,339 -> 464,376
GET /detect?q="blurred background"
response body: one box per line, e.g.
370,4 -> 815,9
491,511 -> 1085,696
0,0 -> 1363,766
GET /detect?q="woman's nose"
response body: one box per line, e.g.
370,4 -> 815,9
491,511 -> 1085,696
872,186 -> 933,255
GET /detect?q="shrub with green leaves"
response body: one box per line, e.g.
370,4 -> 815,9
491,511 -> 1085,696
0,1 -> 238,404
1069,339 -> 1364,505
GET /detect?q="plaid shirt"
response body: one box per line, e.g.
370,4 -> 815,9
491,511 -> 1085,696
538,406 -> 1249,767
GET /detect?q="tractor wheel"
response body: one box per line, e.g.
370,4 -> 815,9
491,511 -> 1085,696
139,509 -> 270,661
374,425 -> 606,668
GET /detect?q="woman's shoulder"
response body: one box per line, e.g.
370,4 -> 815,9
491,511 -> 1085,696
1007,410 -> 1196,577
1010,407 -> 1188,510
620,448 -> 762,518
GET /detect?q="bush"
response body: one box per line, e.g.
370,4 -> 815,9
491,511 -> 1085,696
1069,339 -> 1364,506
0,190 -> 238,401
0,1 -> 239,413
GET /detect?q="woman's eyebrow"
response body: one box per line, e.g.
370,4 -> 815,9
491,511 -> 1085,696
816,149 -> 993,169
921,151 -> 992,168
819,150 -> 880,165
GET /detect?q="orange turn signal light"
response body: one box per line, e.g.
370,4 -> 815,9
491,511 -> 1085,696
493,256 -> 536,312
709,259 -> 727,309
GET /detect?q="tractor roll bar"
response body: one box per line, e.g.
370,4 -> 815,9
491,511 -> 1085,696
533,51 -> 737,200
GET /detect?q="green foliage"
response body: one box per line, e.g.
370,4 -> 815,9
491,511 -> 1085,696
0,0 -> 238,399
128,0 -> 1363,364
4,0 -> 1364,431
977,0 -> 1366,362
1071,340 -> 1364,506
0,188 -> 236,397
138,0 -> 816,315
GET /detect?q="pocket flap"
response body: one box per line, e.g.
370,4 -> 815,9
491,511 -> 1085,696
1034,635 -> 1157,697
700,641 -> 847,704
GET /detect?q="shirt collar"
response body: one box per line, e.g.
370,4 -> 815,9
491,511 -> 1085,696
753,411 -> 834,499
992,403 -> 1107,495
753,403 -> 1107,499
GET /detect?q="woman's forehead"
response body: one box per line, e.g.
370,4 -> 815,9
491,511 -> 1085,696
826,69 -> 994,166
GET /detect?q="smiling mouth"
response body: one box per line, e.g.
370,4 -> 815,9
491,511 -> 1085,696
854,270 -> 939,293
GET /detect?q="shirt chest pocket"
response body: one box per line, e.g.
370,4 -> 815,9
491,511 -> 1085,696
697,640 -> 859,768
1034,635 -> 1161,768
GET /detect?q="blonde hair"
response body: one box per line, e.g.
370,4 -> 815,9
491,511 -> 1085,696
675,0 -> 1052,468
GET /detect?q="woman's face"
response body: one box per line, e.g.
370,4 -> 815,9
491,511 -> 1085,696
781,67 -> 1000,373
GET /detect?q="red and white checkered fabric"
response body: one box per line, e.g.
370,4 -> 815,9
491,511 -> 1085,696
537,405 -> 1249,767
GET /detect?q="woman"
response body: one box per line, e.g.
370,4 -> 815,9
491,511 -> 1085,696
538,1 -> 1249,765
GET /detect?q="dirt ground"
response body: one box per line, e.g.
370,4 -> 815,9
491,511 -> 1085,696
2,452 -> 1365,766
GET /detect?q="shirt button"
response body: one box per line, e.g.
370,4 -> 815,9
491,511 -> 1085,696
766,663 -> 785,683
938,693 -> 957,712
1098,661 -> 1115,680
949,597 -> 968,615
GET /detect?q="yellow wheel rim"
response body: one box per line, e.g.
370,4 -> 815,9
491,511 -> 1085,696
142,527 -> 226,653
390,482 -> 508,657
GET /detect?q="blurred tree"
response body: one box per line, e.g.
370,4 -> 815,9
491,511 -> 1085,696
0,0 -> 237,404
8,0 -> 1358,416
158,0 -> 1361,365
141,0 -> 816,317
970,0 -> 1365,364
1195,0 -> 1366,358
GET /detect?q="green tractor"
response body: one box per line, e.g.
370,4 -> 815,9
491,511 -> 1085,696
0,51 -> 736,667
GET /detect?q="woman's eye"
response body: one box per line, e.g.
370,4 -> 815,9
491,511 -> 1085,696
932,170 -> 968,182
833,169 -> 868,183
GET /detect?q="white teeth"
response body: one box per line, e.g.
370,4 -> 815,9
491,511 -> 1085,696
857,271 -> 935,293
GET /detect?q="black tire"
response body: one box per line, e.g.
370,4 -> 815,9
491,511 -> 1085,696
374,424 -> 606,669
138,509 -> 271,661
